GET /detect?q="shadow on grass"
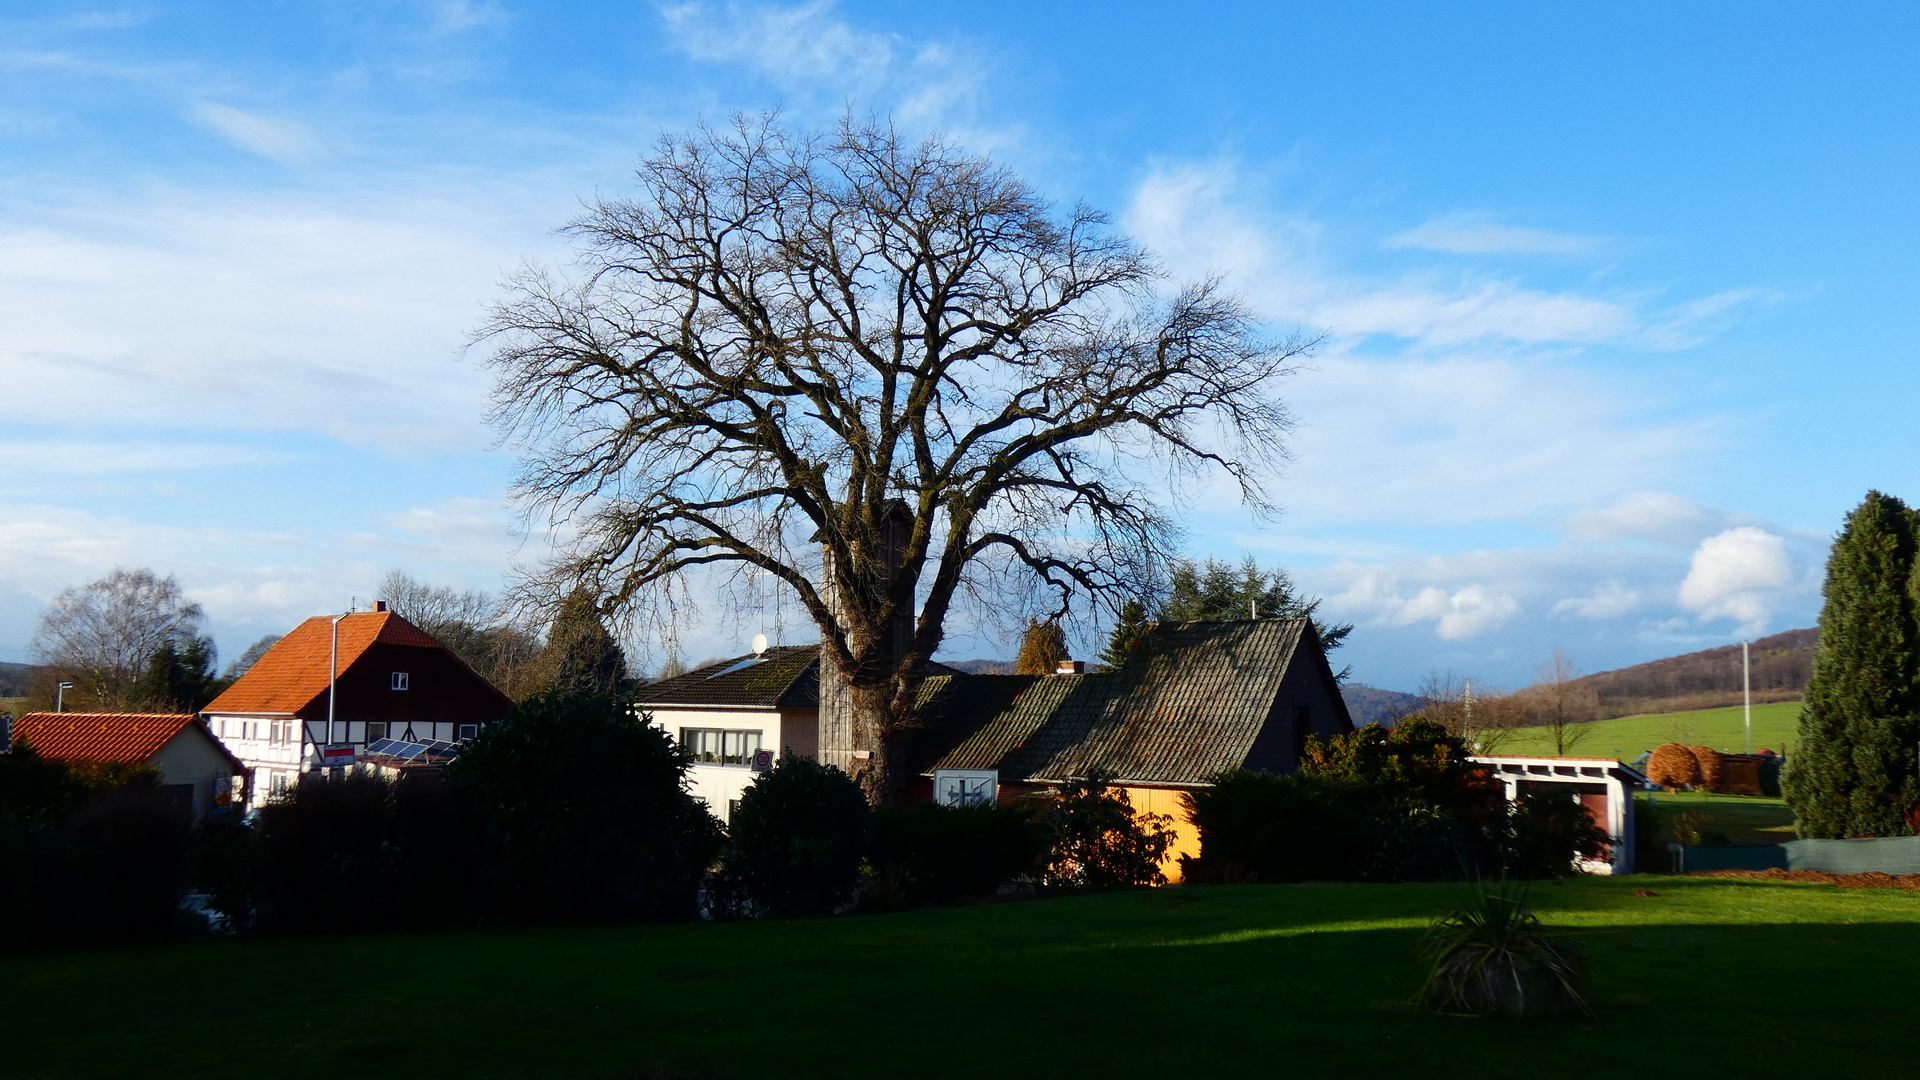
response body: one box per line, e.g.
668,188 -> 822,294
3,881 -> 1918,1080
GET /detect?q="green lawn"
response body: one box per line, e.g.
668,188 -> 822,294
6,877 -> 1919,1079
1496,700 -> 1802,760
1640,790 -> 1798,845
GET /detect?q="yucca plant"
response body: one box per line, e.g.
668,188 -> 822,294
1417,878 -> 1592,1019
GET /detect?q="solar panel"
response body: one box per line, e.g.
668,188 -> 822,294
704,656 -> 763,679
425,741 -> 454,755
365,739 -> 400,755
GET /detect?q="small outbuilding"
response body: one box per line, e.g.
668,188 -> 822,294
8,711 -> 247,820
1470,754 -> 1647,875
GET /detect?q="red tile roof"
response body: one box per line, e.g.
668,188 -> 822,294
203,610 -> 446,716
14,711 -> 200,765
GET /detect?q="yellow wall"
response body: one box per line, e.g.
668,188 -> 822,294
1120,785 -> 1201,883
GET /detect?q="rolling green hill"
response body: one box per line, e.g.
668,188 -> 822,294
1495,700 -> 1801,761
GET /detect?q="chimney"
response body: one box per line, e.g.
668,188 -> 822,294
1055,659 -> 1086,676
373,600 -> 388,613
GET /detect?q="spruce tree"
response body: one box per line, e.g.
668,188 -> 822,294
1783,491 -> 1920,837
1099,600 -> 1151,670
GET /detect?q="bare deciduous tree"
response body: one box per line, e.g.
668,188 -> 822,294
31,567 -> 206,707
1414,671 -> 1521,754
1532,648 -> 1596,756
481,116 -> 1312,801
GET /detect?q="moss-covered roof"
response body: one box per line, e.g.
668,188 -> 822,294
633,645 -> 821,708
923,619 -> 1348,786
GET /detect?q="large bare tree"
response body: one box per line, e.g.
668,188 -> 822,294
31,567 -> 206,708
481,116 -> 1312,801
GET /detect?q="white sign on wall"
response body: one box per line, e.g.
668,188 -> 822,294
932,769 -> 998,808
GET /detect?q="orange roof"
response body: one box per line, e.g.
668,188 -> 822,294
14,712 -> 201,765
203,610 -> 446,716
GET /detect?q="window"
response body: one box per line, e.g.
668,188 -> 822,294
680,728 -> 763,766
270,721 -> 283,745
391,672 -> 410,691
728,799 -> 741,822
269,772 -> 289,797
365,722 -> 388,743
457,723 -> 478,741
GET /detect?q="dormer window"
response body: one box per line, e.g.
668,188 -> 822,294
391,672 -> 410,691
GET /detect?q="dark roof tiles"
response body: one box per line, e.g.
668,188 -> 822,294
633,645 -> 820,708
927,619 -> 1335,786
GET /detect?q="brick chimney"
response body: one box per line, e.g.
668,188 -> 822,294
1055,659 -> 1086,675
373,600 -> 388,612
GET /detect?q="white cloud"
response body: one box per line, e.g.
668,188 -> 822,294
1553,581 -> 1642,619
1386,213 -> 1604,256
190,102 -> 322,164
1678,526 -> 1793,632
658,1 -> 985,125
1328,566 -> 1522,641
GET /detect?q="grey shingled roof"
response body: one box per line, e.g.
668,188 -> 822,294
633,645 -> 820,708
924,619 -> 1343,786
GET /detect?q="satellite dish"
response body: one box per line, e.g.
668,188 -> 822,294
751,632 -> 769,657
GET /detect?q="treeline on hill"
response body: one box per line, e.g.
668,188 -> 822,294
1559,627 -> 1815,717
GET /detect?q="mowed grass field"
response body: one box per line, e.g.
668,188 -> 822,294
6,877 -> 1919,1080
1497,700 -> 1802,760
1640,790 -> 1798,845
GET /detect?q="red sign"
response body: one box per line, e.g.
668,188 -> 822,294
321,744 -> 356,769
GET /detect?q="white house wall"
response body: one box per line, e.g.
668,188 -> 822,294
148,728 -> 243,819
204,713 -> 304,809
644,706 -> 819,825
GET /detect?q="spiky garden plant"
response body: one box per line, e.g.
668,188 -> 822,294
1417,879 -> 1592,1019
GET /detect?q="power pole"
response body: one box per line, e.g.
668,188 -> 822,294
1742,639 -> 1752,755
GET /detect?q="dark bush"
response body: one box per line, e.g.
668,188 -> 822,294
725,753 -> 871,917
446,692 -> 722,922
1040,772 -> 1175,891
869,801 -> 1047,905
1358,798 -> 1468,882
1180,769 -> 1366,882
0,742 -> 189,949
1502,790 -> 1614,879
251,769 -> 478,933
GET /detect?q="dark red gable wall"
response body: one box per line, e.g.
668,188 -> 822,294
293,643 -> 513,729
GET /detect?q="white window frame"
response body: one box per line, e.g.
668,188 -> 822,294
390,671 -> 410,691
679,727 -> 764,767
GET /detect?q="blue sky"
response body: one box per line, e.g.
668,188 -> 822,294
2,1 -> 1915,690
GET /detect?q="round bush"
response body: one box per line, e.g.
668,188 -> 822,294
725,754 -> 871,917
1646,743 -> 1701,789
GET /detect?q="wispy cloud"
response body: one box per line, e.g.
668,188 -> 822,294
657,0 -> 989,127
189,102 -> 322,163
1387,213 -> 1606,256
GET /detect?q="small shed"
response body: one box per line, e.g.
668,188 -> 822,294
1471,754 -> 1647,875
9,712 -> 248,820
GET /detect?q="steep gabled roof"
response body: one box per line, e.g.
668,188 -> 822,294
926,619 -> 1345,787
203,610 -> 450,716
634,645 -> 821,709
12,711 -> 244,771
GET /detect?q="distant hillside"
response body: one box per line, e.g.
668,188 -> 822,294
1340,683 -> 1421,727
0,661 -> 38,698
1564,627 -> 1816,718
942,658 -> 1016,675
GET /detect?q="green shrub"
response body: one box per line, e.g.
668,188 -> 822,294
869,801 -> 1046,905
725,753 -> 871,917
446,692 -> 722,922
1501,790 -> 1614,879
1417,879 -> 1591,1018
1040,772 -> 1175,891
1180,769 -> 1366,882
251,770 -> 479,933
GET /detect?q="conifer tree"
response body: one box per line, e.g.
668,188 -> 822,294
1784,491 -> 1920,837
537,589 -> 631,699
1014,620 -> 1070,675
1098,599 -> 1151,670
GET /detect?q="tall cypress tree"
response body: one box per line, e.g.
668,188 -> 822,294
1784,491 -> 1920,837
539,589 -> 631,700
1099,599 -> 1151,670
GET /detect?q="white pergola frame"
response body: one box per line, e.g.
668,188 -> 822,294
1471,755 -> 1648,875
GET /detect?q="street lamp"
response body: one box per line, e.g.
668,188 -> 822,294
56,681 -> 74,713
